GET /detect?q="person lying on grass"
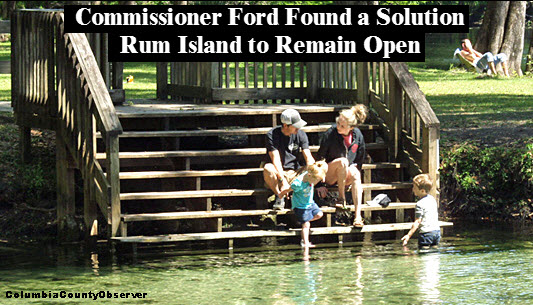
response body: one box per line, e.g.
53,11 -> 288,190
280,160 -> 328,248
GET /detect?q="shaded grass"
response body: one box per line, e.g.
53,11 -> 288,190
0,42 -> 9,61
0,74 -> 10,101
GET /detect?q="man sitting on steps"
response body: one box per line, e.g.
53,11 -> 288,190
263,109 -> 315,210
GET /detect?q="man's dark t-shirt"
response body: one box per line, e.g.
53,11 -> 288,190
266,127 -> 310,170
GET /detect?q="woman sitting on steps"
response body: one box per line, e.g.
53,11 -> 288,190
316,104 -> 368,228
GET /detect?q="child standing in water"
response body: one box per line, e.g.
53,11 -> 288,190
282,161 -> 328,248
401,174 -> 441,249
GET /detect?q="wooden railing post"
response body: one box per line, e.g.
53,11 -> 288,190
106,134 -> 121,237
356,62 -> 369,105
423,127 -> 440,200
306,62 -> 320,103
388,65 -> 402,162
56,130 -> 78,242
156,62 -> 168,100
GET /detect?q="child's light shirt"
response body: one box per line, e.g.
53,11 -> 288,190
290,172 -> 314,209
415,194 -> 440,233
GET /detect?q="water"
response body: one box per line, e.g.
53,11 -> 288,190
1,225 -> 532,305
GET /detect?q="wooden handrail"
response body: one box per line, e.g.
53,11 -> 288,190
59,14 -> 122,137
366,62 -> 440,199
388,62 -> 440,128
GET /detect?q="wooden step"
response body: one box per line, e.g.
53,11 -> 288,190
120,188 -> 269,201
119,183 -> 412,201
97,124 -> 380,138
121,202 -> 418,222
114,103 -> 350,118
96,143 -> 388,160
119,163 -> 405,180
112,221 -> 454,243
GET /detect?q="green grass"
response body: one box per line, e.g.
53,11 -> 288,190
123,62 -> 157,100
0,42 -> 10,61
410,67 -> 533,128
0,74 -> 10,101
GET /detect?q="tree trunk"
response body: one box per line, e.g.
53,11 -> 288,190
475,1 -> 526,76
474,1 -> 509,54
119,1 -> 137,5
499,1 -> 526,76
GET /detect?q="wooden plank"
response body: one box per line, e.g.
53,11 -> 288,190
167,84 -> 211,99
362,182 -> 412,191
112,221 -> 454,243
119,163 -> 404,180
96,143 -> 388,159
306,62 -> 320,103
113,103 -> 349,118
120,168 -> 264,179
120,188 -> 270,201
120,182 -> 409,201
318,88 -> 358,101
97,124 -> 382,138
156,62 -> 168,100
122,203 -> 418,222
106,135 -> 121,237
389,68 -> 402,161
212,88 -> 305,101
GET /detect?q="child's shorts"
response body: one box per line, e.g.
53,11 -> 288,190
293,203 -> 322,223
418,230 -> 441,247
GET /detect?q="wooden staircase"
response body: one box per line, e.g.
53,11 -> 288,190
101,102 -> 451,245
11,10 -> 449,247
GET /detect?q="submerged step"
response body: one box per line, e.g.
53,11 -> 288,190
112,221 -> 454,243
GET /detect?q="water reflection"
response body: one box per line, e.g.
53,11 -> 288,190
91,253 -> 100,276
289,259 -> 320,304
353,255 -> 364,305
418,252 -> 441,304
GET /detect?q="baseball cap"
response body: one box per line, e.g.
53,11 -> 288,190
280,109 -> 307,129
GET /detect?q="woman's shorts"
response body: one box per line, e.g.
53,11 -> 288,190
418,230 -> 441,247
293,203 -> 322,223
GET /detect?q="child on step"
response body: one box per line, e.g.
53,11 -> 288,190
282,161 -> 328,248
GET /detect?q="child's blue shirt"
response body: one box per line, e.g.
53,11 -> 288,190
290,172 -> 315,209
